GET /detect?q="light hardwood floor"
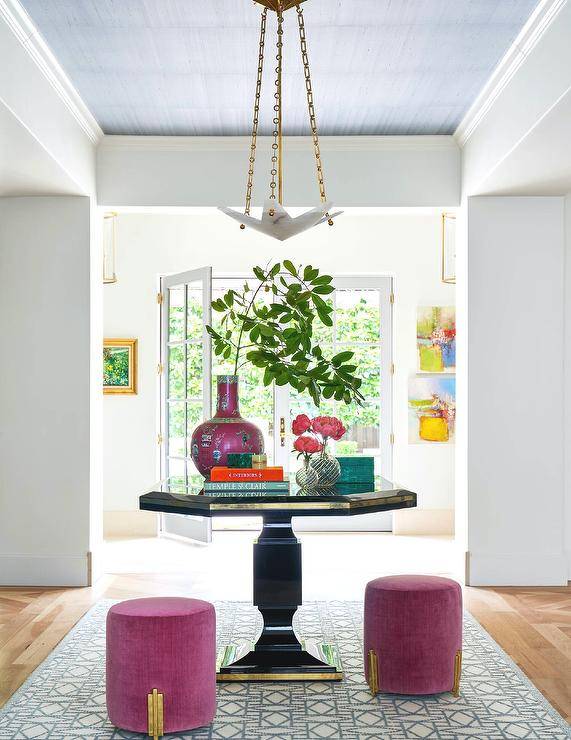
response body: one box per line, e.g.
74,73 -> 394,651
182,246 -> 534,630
1,533 -> 570,724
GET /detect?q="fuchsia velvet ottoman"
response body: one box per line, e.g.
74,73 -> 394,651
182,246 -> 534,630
364,575 -> 462,697
106,597 -> 216,738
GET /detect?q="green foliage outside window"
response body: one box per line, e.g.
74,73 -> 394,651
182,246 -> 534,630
206,261 -> 366,409
167,288 -> 381,433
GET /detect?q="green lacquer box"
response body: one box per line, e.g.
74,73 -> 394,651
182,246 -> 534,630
227,453 -> 253,468
336,456 -> 374,484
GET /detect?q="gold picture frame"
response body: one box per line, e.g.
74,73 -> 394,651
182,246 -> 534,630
103,338 -> 138,395
441,212 -> 456,284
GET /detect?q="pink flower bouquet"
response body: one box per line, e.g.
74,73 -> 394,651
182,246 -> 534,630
291,414 -> 346,461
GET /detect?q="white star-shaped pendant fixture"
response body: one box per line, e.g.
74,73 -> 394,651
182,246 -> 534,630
219,200 -> 342,242
220,1 -> 341,241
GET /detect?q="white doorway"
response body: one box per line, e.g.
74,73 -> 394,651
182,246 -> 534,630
158,269 -> 394,536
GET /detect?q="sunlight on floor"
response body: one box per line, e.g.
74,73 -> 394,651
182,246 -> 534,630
103,532 -> 460,601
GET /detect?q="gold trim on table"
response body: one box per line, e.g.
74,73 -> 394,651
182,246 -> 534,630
210,501 -> 349,511
217,671 -> 343,682
209,493 -> 414,512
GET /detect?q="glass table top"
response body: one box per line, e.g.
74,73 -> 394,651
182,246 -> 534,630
140,476 -> 417,517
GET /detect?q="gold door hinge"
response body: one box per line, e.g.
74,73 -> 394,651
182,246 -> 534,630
157,363 -> 164,375
389,293 -> 395,304
391,363 -> 395,375
390,433 -> 395,445
157,292 -> 164,305
157,434 -> 164,445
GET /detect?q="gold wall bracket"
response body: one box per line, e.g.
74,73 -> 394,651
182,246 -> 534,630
147,688 -> 164,739
452,650 -> 462,697
368,649 -> 379,696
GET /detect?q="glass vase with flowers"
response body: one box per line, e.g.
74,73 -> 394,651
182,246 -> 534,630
291,414 -> 347,489
292,433 -> 322,491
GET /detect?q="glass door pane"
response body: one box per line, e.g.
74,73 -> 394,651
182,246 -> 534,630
281,277 -> 393,532
210,278 -> 276,462
284,287 -> 386,471
161,267 -> 212,541
210,277 -> 275,531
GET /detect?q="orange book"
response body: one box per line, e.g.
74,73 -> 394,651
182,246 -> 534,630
210,466 -> 284,482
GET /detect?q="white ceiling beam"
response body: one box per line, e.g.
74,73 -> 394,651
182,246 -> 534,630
96,134 -> 460,208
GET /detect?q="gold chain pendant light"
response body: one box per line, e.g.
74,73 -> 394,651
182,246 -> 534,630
219,1 -> 342,241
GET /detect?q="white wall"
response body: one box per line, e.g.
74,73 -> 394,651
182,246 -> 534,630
466,196 -> 567,586
104,209 -> 456,533
97,136 -> 460,208
0,196 -> 96,586
565,194 -> 571,574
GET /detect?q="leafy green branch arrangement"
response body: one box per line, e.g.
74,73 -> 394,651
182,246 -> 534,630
206,261 -> 365,407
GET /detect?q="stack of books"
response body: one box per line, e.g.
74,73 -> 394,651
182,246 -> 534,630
204,466 -> 289,495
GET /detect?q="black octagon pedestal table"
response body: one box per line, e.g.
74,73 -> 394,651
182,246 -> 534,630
140,479 -> 417,682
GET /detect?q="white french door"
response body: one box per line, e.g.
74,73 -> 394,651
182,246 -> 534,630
159,267 -> 212,543
279,276 -> 393,531
159,271 -> 393,537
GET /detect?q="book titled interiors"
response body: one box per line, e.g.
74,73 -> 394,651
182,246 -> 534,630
210,466 -> 284,482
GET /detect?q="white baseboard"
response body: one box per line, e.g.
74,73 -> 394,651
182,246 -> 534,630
0,553 -> 90,586
393,509 -> 454,536
467,550 -> 568,586
104,510 -> 159,538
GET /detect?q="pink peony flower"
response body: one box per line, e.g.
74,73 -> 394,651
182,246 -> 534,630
293,435 -> 323,454
292,414 -> 312,436
312,416 -> 346,441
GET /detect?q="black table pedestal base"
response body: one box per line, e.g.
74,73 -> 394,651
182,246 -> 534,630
216,513 -> 343,682
217,639 -> 342,681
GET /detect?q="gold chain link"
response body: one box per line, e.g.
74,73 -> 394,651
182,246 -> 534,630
296,5 -> 333,225
243,9 -> 268,223
242,2 -> 332,227
269,5 -> 284,208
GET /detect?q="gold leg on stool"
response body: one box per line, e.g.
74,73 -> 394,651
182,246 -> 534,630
147,688 -> 164,739
368,649 -> 379,696
452,650 -> 462,697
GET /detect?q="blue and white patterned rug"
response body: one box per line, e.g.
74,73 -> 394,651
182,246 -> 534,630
0,600 -> 569,739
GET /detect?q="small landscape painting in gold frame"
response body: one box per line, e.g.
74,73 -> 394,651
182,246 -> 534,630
103,338 -> 137,395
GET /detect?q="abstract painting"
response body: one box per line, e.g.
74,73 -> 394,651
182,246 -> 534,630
103,338 -> 137,394
408,376 -> 455,444
417,306 -> 456,373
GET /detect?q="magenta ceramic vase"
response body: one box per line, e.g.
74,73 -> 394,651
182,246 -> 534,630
190,375 -> 264,478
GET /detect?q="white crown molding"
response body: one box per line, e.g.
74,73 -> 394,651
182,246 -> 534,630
454,0 -> 567,147
0,0 -> 102,144
99,134 -> 458,153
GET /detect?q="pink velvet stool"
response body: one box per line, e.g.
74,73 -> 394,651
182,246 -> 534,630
106,597 -> 216,739
364,575 -> 462,697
